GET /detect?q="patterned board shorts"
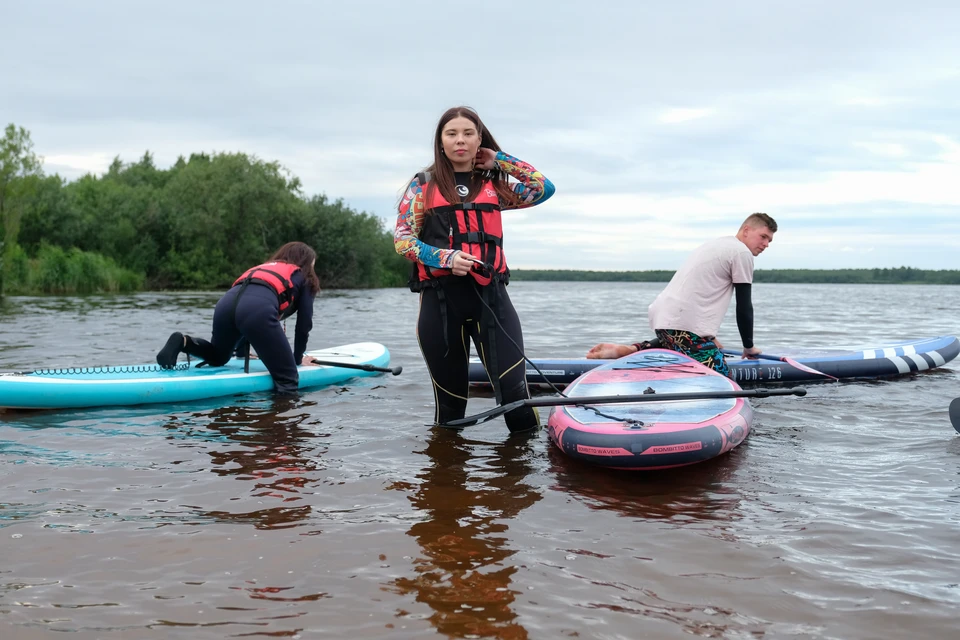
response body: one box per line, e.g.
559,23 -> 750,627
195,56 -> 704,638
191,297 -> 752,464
653,329 -> 729,377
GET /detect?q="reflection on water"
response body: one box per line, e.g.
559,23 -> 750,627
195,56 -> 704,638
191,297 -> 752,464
387,430 -> 541,639
163,396 -> 325,530
1,284 -> 959,638
548,445 -> 743,526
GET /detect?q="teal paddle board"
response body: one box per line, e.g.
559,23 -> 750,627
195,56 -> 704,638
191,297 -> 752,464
0,342 -> 391,410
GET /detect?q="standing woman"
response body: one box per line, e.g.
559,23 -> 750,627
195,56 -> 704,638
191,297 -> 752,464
156,241 -> 321,395
395,106 -> 555,433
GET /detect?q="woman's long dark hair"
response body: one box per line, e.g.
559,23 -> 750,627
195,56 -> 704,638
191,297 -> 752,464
416,106 -> 520,211
269,242 -> 320,294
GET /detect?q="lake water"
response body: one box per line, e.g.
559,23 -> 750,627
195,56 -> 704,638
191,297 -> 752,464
1,282 -> 959,639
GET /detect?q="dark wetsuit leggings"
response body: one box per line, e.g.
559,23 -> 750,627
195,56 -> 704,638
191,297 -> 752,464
184,284 -> 300,394
417,279 -> 538,432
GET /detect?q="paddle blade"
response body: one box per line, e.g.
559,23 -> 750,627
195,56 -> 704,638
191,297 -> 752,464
950,398 -> 960,434
722,350 -> 837,381
441,399 -> 528,429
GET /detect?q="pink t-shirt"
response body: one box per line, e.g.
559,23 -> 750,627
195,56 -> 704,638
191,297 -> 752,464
648,236 -> 754,338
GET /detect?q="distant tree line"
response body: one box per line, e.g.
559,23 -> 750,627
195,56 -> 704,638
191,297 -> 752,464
509,269 -> 676,282
0,124 -> 410,297
3,123 -> 958,298
752,267 -> 960,284
511,268 -> 960,284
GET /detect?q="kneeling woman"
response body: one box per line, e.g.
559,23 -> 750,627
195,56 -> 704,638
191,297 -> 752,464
394,106 -> 555,433
156,241 -> 321,395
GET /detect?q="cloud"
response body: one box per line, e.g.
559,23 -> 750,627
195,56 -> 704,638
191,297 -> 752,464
853,142 -> 909,158
43,153 -> 115,177
659,108 -> 715,124
4,0 -> 960,270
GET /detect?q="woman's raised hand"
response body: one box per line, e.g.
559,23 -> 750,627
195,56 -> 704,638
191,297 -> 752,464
475,147 -> 498,170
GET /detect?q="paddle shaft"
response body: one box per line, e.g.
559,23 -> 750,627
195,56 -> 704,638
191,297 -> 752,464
443,387 -> 806,428
310,359 -> 402,376
722,350 -> 791,363
522,387 -> 802,409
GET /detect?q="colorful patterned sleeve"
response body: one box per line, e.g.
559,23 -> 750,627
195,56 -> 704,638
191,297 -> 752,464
495,151 -> 555,210
393,177 -> 457,269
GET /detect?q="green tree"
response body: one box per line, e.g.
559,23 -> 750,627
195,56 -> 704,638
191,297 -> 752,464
301,195 -> 408,289
156,152 -> 306,288
0,124 -> 43,296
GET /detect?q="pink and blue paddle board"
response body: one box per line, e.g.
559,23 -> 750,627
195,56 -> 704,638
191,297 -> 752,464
547,349 -> 753,470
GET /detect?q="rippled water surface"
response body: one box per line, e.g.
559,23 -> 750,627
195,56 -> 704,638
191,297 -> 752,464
1,283 -> 959,639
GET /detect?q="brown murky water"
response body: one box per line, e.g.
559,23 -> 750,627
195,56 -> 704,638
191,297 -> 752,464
1,283 -> 959,639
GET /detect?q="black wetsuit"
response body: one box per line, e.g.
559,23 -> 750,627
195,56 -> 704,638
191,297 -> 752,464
414,171 -> 537,431
183,270 -> 315,395
417,276 -> 537,432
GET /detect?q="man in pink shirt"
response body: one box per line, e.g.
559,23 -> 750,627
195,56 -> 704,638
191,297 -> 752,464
587,213 -> 777,376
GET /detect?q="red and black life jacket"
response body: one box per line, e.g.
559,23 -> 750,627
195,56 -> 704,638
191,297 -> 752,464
233,261 -> 300,314
411,172 -> 510,291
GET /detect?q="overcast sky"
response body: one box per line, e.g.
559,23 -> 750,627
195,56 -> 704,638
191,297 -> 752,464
5,1 -> 959,270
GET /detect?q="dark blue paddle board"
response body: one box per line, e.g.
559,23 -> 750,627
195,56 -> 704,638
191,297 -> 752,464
469,335 -> 959,389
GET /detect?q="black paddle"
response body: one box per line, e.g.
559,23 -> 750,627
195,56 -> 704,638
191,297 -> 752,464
310,359 -> 402,376
442,387 -> 807,429
950,398 -> 960,434
721,349 -> 838,381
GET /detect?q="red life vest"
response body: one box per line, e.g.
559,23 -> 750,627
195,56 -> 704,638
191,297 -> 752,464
413,172 -> 509,288
233,261 -> 300,313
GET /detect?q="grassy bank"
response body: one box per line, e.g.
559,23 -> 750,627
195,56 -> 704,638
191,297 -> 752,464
5,244 -> 144,294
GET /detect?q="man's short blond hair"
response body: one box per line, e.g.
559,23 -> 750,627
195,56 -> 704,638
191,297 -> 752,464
741,212 -> 777,233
